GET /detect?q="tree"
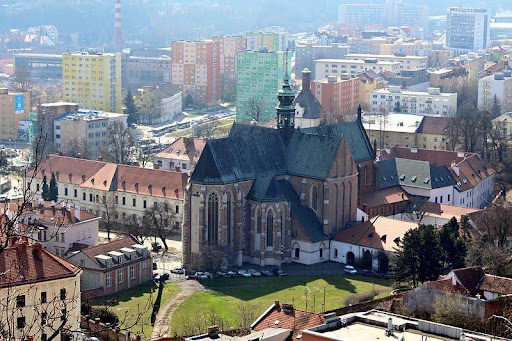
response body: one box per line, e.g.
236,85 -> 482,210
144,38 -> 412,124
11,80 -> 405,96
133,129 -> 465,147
466,233 -> 512,277
475,206 -> 512,248
141,202 -> 180,251
220,74 -> 236,103
439,218 -> 467,269
99,121 -> 136,165
124,90 -> 138,126
490,94 -> 502,119
139,94 -> 160,125
489,120 -> 508,163
41,174 -> 49,201
9,67 -> 32,93
66,138 -> 89,159
195,120 -> 220,139
393,225 -> 443,287
49,172 -> 58,202
100,195 -> 117,241
245,97 -> 264,123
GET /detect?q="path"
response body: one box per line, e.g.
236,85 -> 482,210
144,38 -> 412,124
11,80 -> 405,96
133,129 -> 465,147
151,280 -> 204,339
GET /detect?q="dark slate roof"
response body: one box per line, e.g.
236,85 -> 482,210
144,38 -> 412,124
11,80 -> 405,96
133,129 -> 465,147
303,120 -> 375,163
415,116 -> 451,135
377,158 -> 456,190
294,90 -> 324,119
247,174 -> 286,202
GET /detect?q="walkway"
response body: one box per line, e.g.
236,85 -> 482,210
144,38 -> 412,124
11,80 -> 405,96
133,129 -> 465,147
151,280 -> 204,339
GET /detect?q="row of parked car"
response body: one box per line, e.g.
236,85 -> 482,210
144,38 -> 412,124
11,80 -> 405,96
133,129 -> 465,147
192,268 -> 287,280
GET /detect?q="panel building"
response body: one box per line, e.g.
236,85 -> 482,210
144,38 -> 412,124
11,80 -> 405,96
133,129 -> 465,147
314,59 -> 400,80
0,88 -> 30,140
295,43 -> 349,79
478,72 -> 512,114
62,52 -> 122,113
345,54 -> 428,70
14,53 -> 63,80
446,7 -> 490,55
311,74 -> 359,119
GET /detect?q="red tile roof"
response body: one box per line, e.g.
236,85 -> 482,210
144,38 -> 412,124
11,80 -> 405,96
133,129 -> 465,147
479,274 -> 512,295
426,279 -> 469,295
252,302 -> 324,339
80,235 -> 145,267
154,137 -> 207,163
359,186 -> 409,209
449,266 -> 484,295
0,239 -> 81,288
416,116 -> 451,135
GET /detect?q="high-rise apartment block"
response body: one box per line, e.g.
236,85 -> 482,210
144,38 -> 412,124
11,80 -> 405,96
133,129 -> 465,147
311,74 -> 360,119
213,36 -> 247,80
236,49 -> 291,123
446,7 -> 490,55
62,52 -> 122,113
170,40 -> 221,106
245,32 -> 288,52
295,43 -> 349,79
0,88 -> 30,140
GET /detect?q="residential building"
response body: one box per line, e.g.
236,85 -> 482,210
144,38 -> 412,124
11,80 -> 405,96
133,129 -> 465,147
295,43 -> 349,79
0,238 -> 82,341
389,202 -> 481,228
358,70 -> 386,111
314,59 -> 400,80
379,146 -> 495,209
25,154 -> 188,226
245,31 -> 287,52
379,40 -> 434,58
14,53 -> 63,80
332,216 -> 417,270
236,49 -> 291,123
54,109 -> 128,159
122,55 -> 171,91
171,40 -> 221,106
67,235 -> 152,298
294,69 -> 325,128
311,74 -> 359,119
62,52 -> 122,113
446,7 -> 490,55
430,52 -> 486,92
136,85 -> 182,125
38,102 -> 79,144
415,116 -> 452,150
347,37 -> 392,55
358,186 -> 409,218
187,326 -> 290,341
370,86 -> 458,117
345,54 -> 427,70
363,113 -> 422,149
478,72 -> 512,113
213,35 -> 247,81
152,137 -> 207,175
0,88 -> 30,140
492,112 -> 512,140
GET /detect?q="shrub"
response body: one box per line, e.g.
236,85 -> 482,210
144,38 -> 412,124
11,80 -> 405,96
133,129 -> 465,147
344,289 -> 379,306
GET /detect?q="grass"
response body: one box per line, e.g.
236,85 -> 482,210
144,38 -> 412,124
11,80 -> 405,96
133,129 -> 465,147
92,281 -> 180,339
171,275 -> 392,336
165,117 -> 235,139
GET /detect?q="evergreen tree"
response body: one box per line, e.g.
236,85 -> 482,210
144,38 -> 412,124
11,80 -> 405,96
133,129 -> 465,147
124,89 -> 138,126
490,94 -> 501,119
439,217 -> 467,269
41,175 -> 49,201
49,172 -> 58,201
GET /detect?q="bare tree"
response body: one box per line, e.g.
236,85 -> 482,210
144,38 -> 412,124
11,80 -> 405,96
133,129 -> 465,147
65,138 -> 89,159
142,202 -> 180,251
139,94 -> 161,125
9,67 -> 33,93
195,120 -> 220,139
99,121 -> 136,165
245,97 -> 264,123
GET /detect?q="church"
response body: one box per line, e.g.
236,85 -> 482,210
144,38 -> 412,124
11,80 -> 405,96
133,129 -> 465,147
182,73 -> 376,269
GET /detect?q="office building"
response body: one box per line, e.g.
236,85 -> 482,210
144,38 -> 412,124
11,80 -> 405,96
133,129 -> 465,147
311,74 -> 359,119
170,40 -> 221,106
0,88 -> 30,140
62,52 -> 122,113
295,43 -> 349,79
370,86 -> 458,117
446,7 -> 490,54
314,59 -> 400,80
345,54 -> 427,70
14,53 -> 63,80
478,72 -> 512,114
236,49 -> 291,123
122,55 -> 171,91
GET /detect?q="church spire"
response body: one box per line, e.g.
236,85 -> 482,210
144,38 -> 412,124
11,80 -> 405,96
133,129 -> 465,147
276,68 -> 295,132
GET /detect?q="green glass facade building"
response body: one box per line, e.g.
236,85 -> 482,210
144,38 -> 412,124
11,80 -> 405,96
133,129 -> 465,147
236,49 -> 292,124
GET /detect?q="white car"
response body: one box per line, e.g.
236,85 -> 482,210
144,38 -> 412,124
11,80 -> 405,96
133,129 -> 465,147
344,265 -> 357,275
238,269 -> 252,277
247,269 -> 261,277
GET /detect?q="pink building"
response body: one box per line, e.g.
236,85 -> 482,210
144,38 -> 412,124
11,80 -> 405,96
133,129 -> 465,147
311,74 -> 360,119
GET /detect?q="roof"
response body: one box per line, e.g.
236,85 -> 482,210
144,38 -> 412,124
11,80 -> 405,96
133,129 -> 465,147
293,88 -> 324,119
0,240 -> 81,288
333,216 -> 417,252
252,302 -> 325,340
153,137 -> 207,162
449,267 -> 485,296
79,235 -> 146,267
140,84 -> 181,100
346,53 -> 427,60
315,59 -> 399,66
479,274 -> 512,295
359,186 -> 409,209
372,88 -> 456,97
422,202 -> 480,221
426,279 -> 469,295
363,113 -> 423,134
415,116 -> 451,135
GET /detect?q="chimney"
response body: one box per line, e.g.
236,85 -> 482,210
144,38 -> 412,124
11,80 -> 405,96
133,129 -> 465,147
302,68 -> 311,91
411,146 -> 418,154
33,243 -> 43,260
451,275 -> 457,286
98,155 -> 103,161
386,318 -> 393,335
275,301 -> 281,311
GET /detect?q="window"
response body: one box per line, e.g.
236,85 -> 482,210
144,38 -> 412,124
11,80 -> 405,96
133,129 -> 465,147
130,265 -> 136,279
334,249 -> 338,258
448,194 -> 451,202
83,192 -> 86,200
42,334 -> 47,341
64,187 -> 68,196
266,211 -> 274,247
294,247 -> 300,259
61,233 -> 65,243
41,312 -> 47,325
60,288 -> 66,300
176,205 -> 179,214
226,193 -> 232,246
17,316 -> 25,329
55,233 -> 59,242
115,196 -> 119,204
122,197 -> 126,205
143,200 -> 147,209
61,308 -> 66,321
118,269 -> 124,284
106,272 -> 112,287
207,193 -> 219,245
74,189 -> 77,197
133,198 -> 136,207
311,186 -> 318,212
16,295 -> 25,308
142,261 -> 147,269
41,291 -> 47,303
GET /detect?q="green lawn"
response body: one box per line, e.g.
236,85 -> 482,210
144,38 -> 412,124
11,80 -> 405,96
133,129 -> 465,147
171,275 -> 391,336
92,282 -> 180,339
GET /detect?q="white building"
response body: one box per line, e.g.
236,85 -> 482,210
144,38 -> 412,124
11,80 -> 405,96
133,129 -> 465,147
446,7 -> 490,55
370,86 -> 458,117
314,59 -> 400,80
345,54 -> 428,70
478,72 -> 512,114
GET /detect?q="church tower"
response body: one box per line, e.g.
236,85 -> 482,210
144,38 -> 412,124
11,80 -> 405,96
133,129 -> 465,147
276,72 -> 295,134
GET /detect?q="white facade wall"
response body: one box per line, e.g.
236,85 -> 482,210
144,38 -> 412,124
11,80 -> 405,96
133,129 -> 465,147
314,59 -> 400,80
478,74 -> 512,113
345,54 -> 428,70
159,91 -> 183,124
291,239 -> 329,265
453,173 -> 495,209
400,185 -> 454,205
330,240 -> 396,270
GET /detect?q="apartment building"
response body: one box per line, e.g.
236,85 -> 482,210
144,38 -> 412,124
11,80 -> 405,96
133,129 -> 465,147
446,7 -> 490,55
295,43 -> 349,79
370,86 -> 457,117
478,72 -> 512,113
0,88 -> 30,140
345,53 -> 427,70
62,52 -> 122,113
152,137 -> 207,176
379,40 -> 434,57
311,74 -> 359,118
54,109 -> 128,159
236,49 -> 291,123
358,70 -> 386,111
170,40 -> 221,106
213,35 -> 247,81
245,31 -> 287,52
314,59 -> 400,80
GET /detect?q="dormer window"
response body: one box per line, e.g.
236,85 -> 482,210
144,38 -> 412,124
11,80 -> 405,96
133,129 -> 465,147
175,188 -> 179,198
91,178 -> 95,185
103,180 -> 107,187
81,175 -> 86,182
122,181 -> 126,189
135,183 -> 139,192
68,173 -> 72,181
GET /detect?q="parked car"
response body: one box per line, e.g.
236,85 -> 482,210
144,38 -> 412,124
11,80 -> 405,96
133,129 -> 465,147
216,271 -> 230,278
151,242 -> 162,251
247,269 -> 261,277
261,270 -> 273,276
194,272 -> 209,280
154,273 -> 170,282
171,267 -> 185,274
344,265 -> 357,274
272,268 -> 287,277
238,269 -> 252,277
228,271 -> 241,277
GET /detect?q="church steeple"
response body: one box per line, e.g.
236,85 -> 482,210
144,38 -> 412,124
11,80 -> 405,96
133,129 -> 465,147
276,71 -> 295,132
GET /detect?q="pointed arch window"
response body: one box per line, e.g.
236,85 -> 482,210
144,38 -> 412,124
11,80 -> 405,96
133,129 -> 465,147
207,193 -> 219,245
226,193 -> 232,247
311,186 -> 318,212
266,210 -> 274,247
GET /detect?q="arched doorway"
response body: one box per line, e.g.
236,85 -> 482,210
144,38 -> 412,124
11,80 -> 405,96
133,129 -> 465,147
346,251 -> 355,265
363,250 -> 372,269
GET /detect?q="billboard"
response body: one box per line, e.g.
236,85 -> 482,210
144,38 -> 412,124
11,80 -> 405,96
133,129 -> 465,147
15,95 -> 24,114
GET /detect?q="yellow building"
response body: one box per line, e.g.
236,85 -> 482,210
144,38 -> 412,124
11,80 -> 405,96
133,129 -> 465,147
358,70 -> 385,111
63,52 -> 122,113
0,88 -> 30,140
